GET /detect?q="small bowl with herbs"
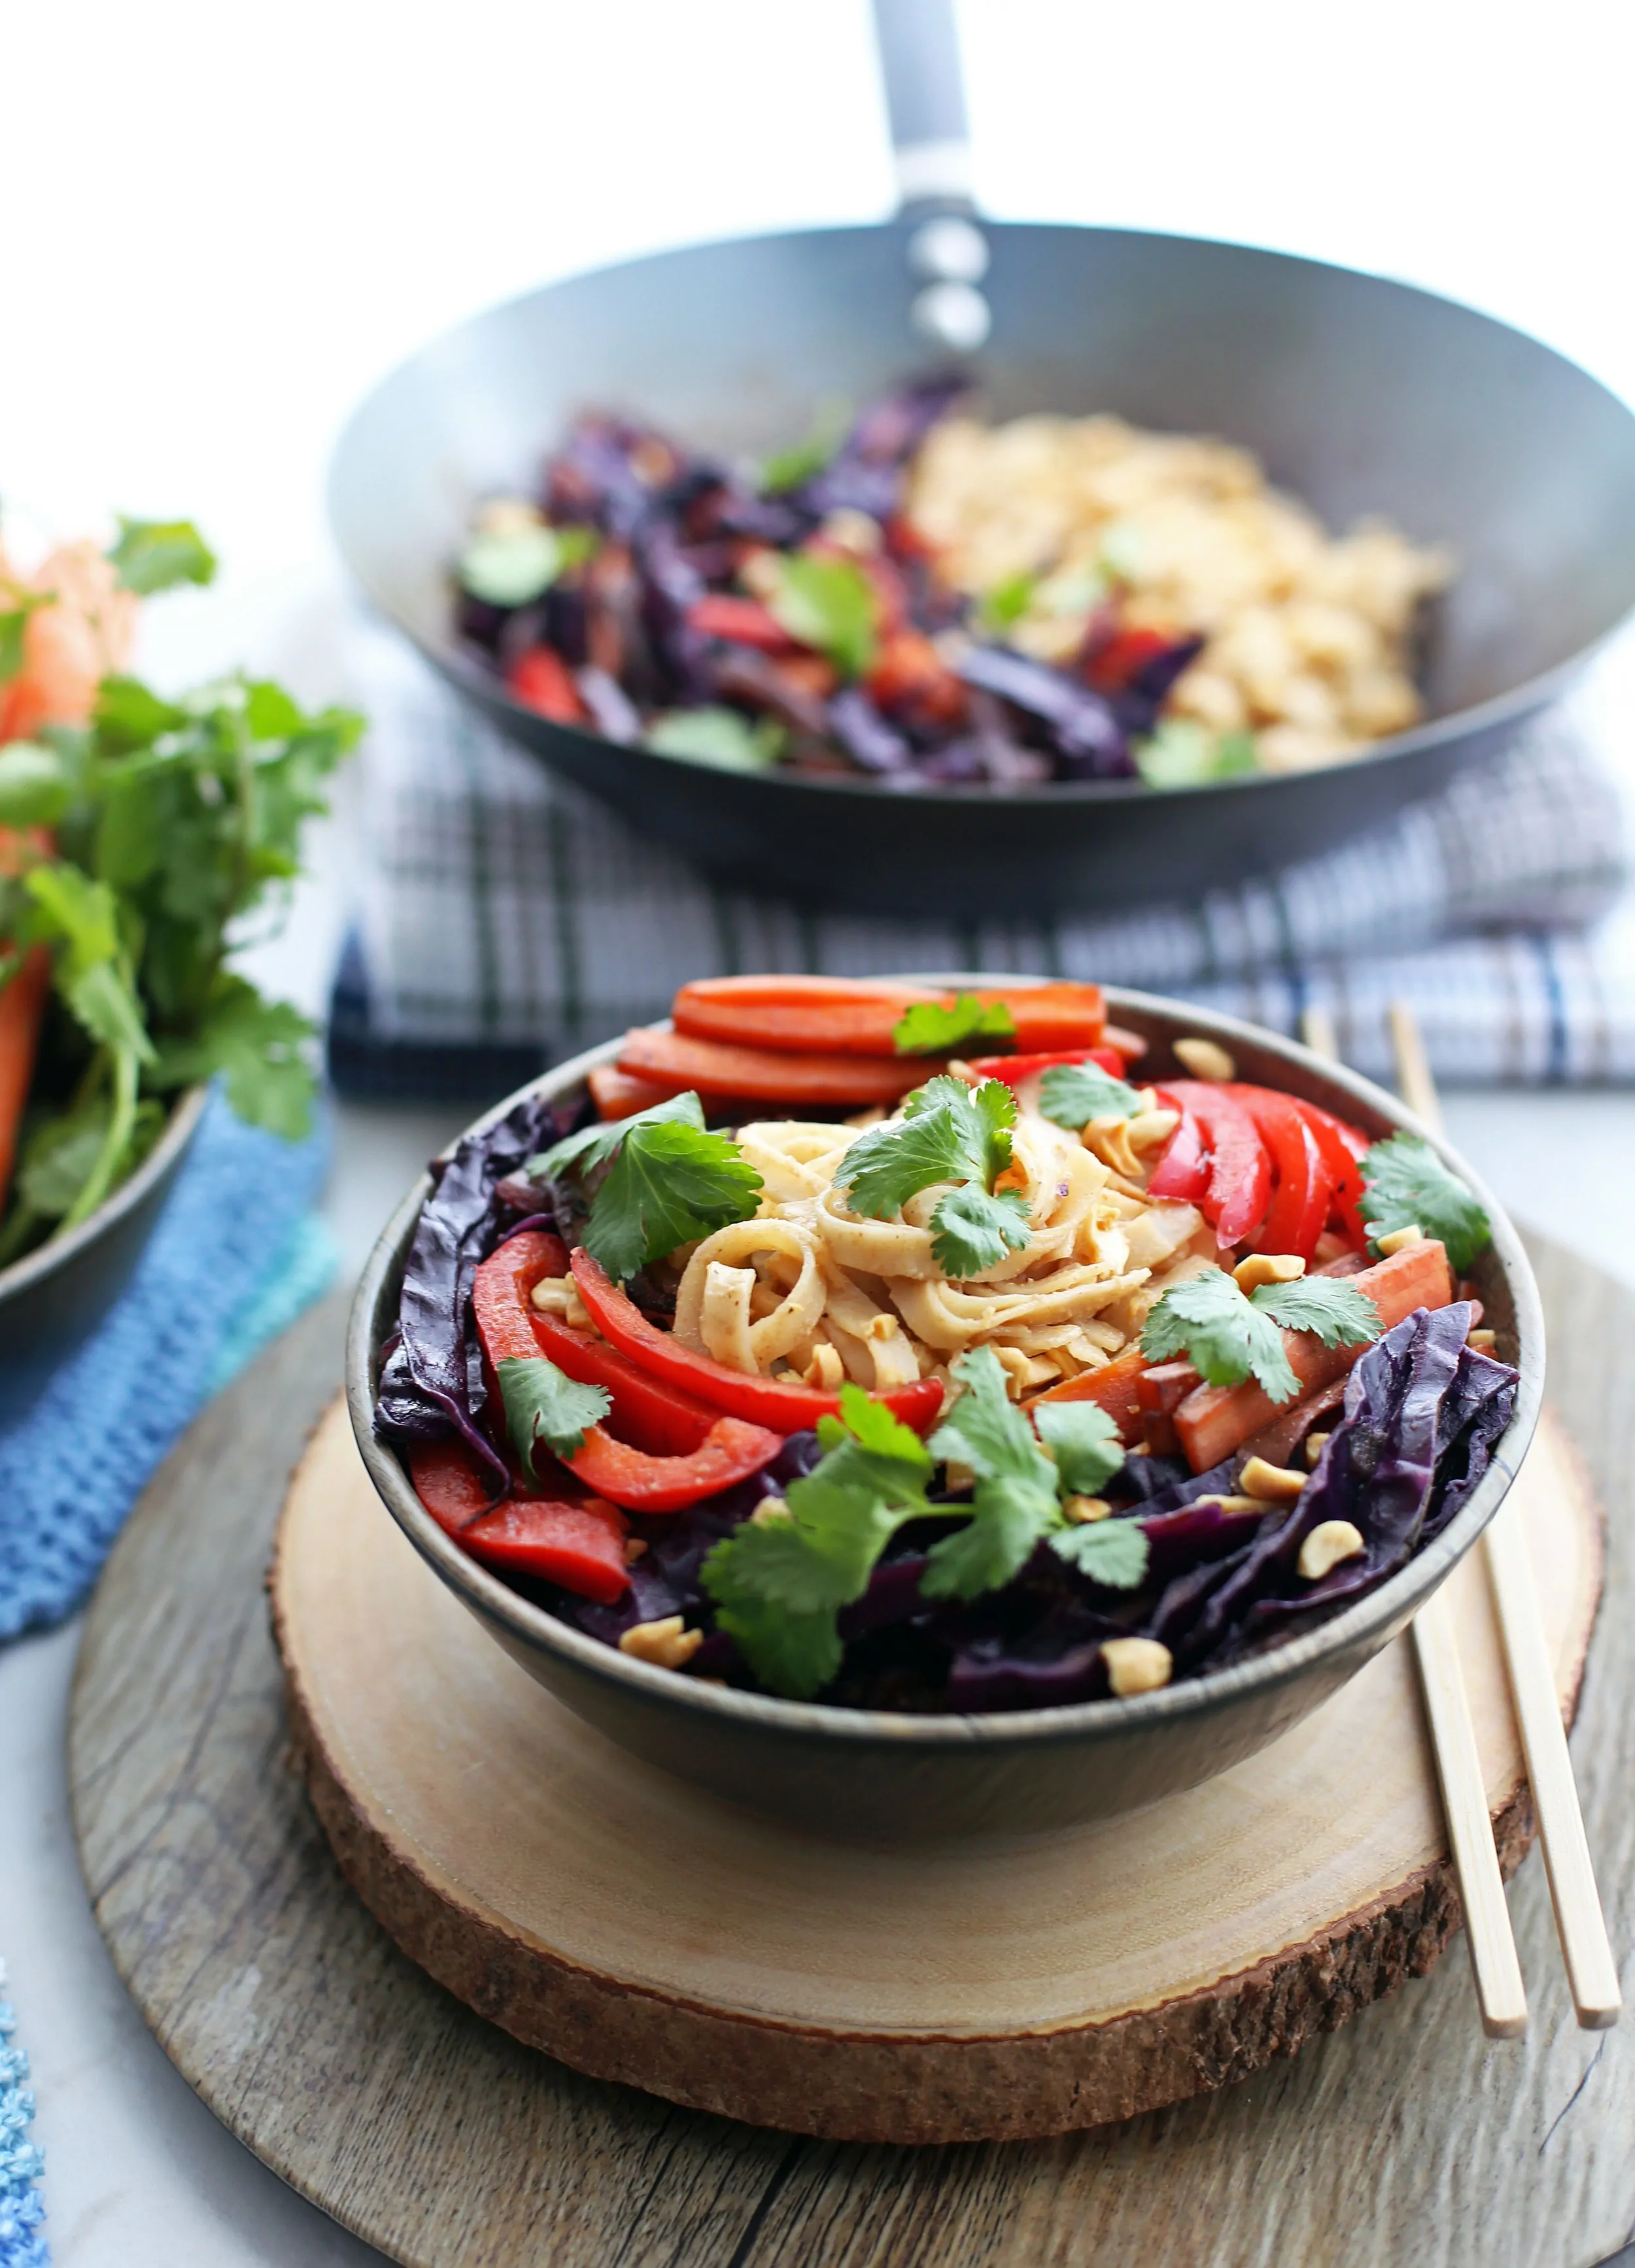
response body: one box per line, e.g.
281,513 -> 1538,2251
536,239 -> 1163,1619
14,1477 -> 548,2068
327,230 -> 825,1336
0,518 -> 358,1411
350,976 -> 1541,1840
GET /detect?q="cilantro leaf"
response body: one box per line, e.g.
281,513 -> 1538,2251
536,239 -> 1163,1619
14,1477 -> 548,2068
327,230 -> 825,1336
1252,1276 -> 1381,1349
814,1380 -> 934,1475
457,522 -> 595,608
1034,1401 -> 1125,1496
923,1469 -> 1060,1601
1141,1267 -> 1300,1401
1038,1061 -> 1144,1129
1360,1133 -> 1491,1273
583,1119 -> 762,1280
0,740 -> 77,828
892,993 -> 1016,1056
976,570 -> 1036,637
1133,718 -> 1259,791
645,707 -> 785,772
1050,1517 -> 1150,1588
149,975 -> 317,1137
703,1503 -> 859,1699
534,1090 -> 705,1182
838,1076 -> 1018,1227
922,1347 -> 1060,1600
929,1184 -> 1031,1277
496,1355 -> 611,1475
22,863 -> 154,1065
929,1347 -> 1051,1485
766,553 -> 878,679
760,405 -> 846,494
107,517 -> 217,594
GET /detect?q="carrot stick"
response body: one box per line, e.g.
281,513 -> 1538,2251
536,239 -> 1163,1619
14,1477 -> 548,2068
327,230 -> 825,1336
1173,1239 -> 1454,1473
671,978 -> 1106,1057
0,945 -> 50,1206
587,1065 -> 681,1121
617,1025 -> 928,1107
1028,1345 -> 1152,1443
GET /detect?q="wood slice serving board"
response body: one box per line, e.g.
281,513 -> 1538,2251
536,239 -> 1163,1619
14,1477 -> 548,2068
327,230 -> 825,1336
271,1396 -> 1598,2148
69,1235 -> 1635,2268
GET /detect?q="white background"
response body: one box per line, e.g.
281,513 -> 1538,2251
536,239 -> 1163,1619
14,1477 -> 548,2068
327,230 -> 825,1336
5,3 -> 1635,2260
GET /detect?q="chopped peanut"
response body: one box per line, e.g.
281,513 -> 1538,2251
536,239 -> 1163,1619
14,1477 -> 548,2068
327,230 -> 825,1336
1373,1224 -> 1424,1257
1233,1252 -> 1306,1293
1103,1637 -> 1174,1696
1305,1430 -> 1331,1468
1239,1455 -> 1308,1503
619,1616 -> 705,1670
1061,1495 -> 1111,1524
1192,1494 -> 1264,1516
1468,1328 -> 1497,1354
1297,1519 -> 1366,1581
1173,1036 -> 1235,1082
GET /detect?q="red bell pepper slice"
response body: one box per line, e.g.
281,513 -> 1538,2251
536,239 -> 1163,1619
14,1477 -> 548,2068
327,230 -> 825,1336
1083,625 -> 1175,694
406,1439 -> 630,1605
473,1232 -> 782,1509
1226,1086 -> 1334,1263
483,1230 -> 718,1456
506,646 -> 587,723
1290,1097 -> 1372,1250
564,1419 -> 782,1513
963,1046 -> 1128,1088
1161,1082 -> 1272,1246
685,594 -> 799,653
1145,1106 -> 1211,1202
569,1248 -> 945,1437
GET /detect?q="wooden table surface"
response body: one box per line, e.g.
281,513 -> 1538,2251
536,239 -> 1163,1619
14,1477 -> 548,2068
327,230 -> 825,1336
66,1233 -> 1635,2268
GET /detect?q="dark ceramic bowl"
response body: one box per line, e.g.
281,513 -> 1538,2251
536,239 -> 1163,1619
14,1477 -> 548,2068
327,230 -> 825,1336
346,988 -> 1541,1840
0,1086 -> 209,1424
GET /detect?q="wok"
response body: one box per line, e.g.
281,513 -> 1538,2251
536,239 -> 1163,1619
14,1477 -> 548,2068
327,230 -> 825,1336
328,0 -> 1635,920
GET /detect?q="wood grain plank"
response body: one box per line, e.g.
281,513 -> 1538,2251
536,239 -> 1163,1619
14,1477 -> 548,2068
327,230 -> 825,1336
67,1239 -> 1635,2267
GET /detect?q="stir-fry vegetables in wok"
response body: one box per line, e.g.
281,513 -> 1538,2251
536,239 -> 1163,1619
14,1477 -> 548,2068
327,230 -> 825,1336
453,378 -> 1450,791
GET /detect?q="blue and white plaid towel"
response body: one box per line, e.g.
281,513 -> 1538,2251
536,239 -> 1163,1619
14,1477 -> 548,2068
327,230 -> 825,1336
337,621 -> 1635,1093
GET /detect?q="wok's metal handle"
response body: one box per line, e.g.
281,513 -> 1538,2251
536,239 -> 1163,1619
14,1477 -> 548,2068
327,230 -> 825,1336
872,0 -> 974,210
870,0 -> 991,351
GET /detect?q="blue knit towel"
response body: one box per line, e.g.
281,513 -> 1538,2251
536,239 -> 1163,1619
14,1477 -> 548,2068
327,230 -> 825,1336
0,1089 -> 335,1641
0,1967 -> 46,2268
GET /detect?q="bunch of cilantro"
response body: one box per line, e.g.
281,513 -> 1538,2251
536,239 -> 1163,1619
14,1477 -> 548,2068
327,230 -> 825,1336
0,522 -> 360,1262
702,1347 -> 1146,1700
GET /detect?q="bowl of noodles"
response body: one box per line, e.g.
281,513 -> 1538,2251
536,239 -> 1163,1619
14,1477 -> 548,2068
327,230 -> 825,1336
347,980 -> 1540,1839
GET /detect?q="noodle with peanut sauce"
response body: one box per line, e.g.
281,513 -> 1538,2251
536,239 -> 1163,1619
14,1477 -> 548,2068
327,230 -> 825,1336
664,1099 -> 1224,1404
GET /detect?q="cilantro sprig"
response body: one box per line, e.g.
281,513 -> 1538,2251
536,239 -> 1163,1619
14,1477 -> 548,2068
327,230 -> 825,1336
497,1356 -> 611,1475
892,993 -> 1017,1057
534,1090 -> 762,1281
1141,1267 -> 1381,1402
701,1354 -> 1150,1700
1360,1133 -> 1490,1273
1038,1061 -> 1144,1129
835,1075 -> 1031,1278
765,553 -> 878,678
0,651 -> 359,1263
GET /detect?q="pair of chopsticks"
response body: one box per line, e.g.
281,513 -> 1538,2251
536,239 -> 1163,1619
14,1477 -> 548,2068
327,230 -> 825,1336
1301,1000 -> 1620,2038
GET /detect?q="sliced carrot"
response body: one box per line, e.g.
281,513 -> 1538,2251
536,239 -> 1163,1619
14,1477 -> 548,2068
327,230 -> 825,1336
587,1065 -> 680,1121
0,944 -> 50,1205
617,1025 -> 927,1107
670,977 -> 1106,1058
1029,1345 -> 1152,1445
1173,1240 -> 1454,1473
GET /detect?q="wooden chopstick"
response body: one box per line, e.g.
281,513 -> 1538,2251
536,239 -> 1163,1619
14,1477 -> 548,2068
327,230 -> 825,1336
1383,998 -> 1621,2030
1299,1002 -> 1527,2036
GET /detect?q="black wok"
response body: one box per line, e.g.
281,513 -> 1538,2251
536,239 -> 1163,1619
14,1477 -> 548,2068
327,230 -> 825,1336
328,0 -> 1635,920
